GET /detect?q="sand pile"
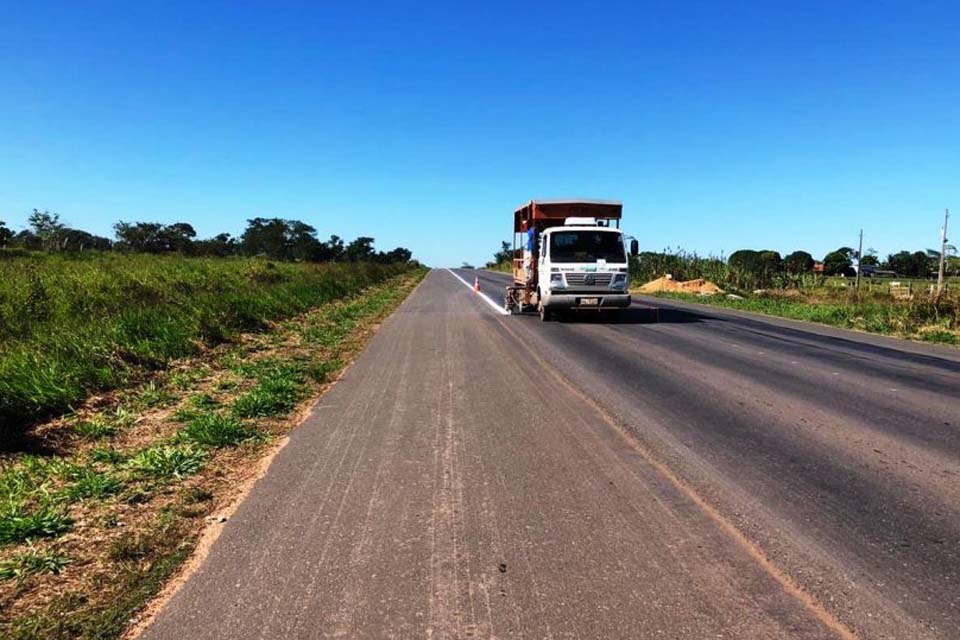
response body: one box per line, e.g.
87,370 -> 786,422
638,275 -> 723,295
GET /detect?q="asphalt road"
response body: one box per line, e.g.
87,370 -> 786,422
140,269 -> 960,640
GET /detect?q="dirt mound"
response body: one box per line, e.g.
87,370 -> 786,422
638,275 -> 723,295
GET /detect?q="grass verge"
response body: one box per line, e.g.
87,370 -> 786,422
0,253 -> 408,436
640,289 -> 960,346
0,268 -> 426,639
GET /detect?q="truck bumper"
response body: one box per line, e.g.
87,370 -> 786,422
542,291 -> 631,310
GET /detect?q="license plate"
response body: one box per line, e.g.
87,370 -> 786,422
579,298 -> 599,306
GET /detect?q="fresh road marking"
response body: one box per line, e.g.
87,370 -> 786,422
445,269 -> 510,315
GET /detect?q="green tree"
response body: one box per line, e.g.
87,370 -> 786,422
946,253 -> 960,277
61,228 -> 112,251
884,251 -> 930,278
757,250 -> 783,285
12,229 -> 41,250
784,250 -> 815,274
728,249 -> 782,289
240,218 -> 320,261
0,221 -> 12,246
114,222 -> 167,253
378,247 -> 412,263
113,221 -> 198,253
319,234 -> 345,261
28,209 -> 65,250
493,241 -> 512,265
162,222 -> 197,253
192,233 -> 236,257
822,247 -> 855,276
860,248 -> 879,267
344,236 -> 376,262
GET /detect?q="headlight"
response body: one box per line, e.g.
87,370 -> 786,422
612,274 -> 627,289
550,273 -> 565,288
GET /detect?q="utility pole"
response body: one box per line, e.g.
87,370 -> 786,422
855,228 -> 864,291
936,209 -> 949,302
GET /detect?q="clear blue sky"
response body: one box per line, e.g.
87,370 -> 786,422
1,1 -> 957,266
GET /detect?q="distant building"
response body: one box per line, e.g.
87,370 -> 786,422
843,264 -> 898,278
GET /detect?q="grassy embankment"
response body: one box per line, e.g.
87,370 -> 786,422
0,251 -> 426,639
629,249 -> 960,345
638,286 -> 960,345
0,252 -> 412,435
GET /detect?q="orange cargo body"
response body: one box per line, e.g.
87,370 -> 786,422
511,200 -> 623,286
513,199 -> 622,233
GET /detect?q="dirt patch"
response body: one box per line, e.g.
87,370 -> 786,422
638,275 -> 724,295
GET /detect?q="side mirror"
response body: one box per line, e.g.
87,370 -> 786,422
630,238 -> 639,257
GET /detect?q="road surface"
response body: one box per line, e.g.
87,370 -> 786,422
140,268 -> 960,639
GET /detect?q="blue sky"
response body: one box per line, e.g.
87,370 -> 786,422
1,1 -> 957,266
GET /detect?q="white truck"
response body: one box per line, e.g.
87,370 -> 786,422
504,200 -> 638,321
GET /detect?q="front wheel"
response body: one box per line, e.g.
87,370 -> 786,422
538,303 -> 552,322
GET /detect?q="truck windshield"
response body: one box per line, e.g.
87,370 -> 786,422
549,230 -> 625,263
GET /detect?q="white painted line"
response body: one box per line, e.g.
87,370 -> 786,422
445,268 -> 510,315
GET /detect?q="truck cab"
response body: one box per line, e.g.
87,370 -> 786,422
504,200 -> 637,321
537,220 -> 632,319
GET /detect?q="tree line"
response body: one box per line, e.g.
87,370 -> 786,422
0,210 -> 414,264
727,246 -> 957,286
489,241 -> 959,291
658,247 -> 959,291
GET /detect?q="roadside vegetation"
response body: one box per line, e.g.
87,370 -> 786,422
0,209 -> 425,637
0,266 -> 426,639
484,241 -> 514,273
627,248 -> 960,345
652,287 -> 959,345
0,252 -> 410,436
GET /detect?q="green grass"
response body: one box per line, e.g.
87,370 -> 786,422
128,445 -> 208,480
647,289 -> 960,345
72,419 -> 118,439
232,365 -> 309,418
5,514 -> 193,640
305,358 -> 344,383
133,381 -> 177,409
485,261 -> 512,273
0,504 -> 72,545
0,253 -> 407,435
88,447 -> 126,464
175,413 -> 259,448
58,467 -> 123,502
0,268 -> 428,640
0,547 -> 71,582
72,406 -> 137,440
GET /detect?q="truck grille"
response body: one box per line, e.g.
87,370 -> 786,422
565,273 -> 613,287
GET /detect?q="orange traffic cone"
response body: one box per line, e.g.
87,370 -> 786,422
473,277 -> 480,293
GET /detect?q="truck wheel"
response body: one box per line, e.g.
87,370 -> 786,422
538,303 -> 552,322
